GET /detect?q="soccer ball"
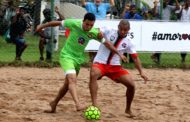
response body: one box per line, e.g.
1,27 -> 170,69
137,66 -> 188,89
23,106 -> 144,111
84,106 -> 101,120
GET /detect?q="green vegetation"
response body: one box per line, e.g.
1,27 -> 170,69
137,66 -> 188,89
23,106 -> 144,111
0,33 -> 189,69
0,33 -> 62,67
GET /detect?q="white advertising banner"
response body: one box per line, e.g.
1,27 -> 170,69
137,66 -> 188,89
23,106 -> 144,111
141,21 -> 190,52
85,20 -> 190,52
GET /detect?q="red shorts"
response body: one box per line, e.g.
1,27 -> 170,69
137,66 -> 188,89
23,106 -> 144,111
92,63 -> 129,80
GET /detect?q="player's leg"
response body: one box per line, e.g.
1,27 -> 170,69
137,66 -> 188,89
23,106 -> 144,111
45,39 -> 52,61
90,63 -> 104,107
45,58 -> 85,113
89,52 -> 97,63
18,41 -> 28,58
15,43 -> 20,60
45,78 -> 69,113
44,58 -> 73,113
66,63 -> 86,111
181,52 -> 187,63
14,37 -> 28,60
115,74 -> 135,117
53,29 -> 59,51
39,37 -> 45,60
151,52 -> 161,64
156,53 -> 161,64
12,37 -> 21,60
66,73 -> 85,111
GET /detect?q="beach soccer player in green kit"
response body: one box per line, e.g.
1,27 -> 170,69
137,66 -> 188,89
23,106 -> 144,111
36,13 -> 105,112
36,12 -> 128,113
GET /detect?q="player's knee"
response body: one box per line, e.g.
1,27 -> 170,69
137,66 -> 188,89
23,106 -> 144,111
90,70 -> 100,80
67,77 -> 77,84
123,77 -> 135,90
128,80 -> 135,90
24,43 -> 28,47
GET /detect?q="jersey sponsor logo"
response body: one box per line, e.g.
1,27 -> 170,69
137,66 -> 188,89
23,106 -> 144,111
110,35 -> 115,41
78,37 -> 85,45
122,43 -> 127,48
88,33 -> 93,38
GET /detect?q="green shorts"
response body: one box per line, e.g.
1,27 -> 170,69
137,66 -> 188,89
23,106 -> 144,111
59,57 -> 80,75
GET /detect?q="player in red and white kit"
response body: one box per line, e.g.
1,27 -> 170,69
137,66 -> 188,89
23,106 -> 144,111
89,19 -> 148,117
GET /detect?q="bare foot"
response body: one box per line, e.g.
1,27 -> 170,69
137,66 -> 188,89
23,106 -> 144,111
92,104 -> 101,111
125,110 -> 135,118
44,101 -> 57,113
76,104 -> 87,111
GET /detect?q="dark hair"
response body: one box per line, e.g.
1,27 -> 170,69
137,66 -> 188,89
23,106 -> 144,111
83,13 -> 96,21
19,7 -> 25,10
119,19 -> 130,28
130,4 -> 136,9
43,8 -> 51,16
43,8 -> 51,22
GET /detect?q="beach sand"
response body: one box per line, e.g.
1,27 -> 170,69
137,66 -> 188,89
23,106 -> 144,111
0,67 -> 189,122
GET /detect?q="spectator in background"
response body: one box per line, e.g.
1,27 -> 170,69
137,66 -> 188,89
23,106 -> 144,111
151,0 -> 180,64
39,6 -> 64,61
152,0 -> 180,20
122,4 -> 142,20
9,7 -> 28,61
3,0 -> 16,26
81,0 -> 115,19
113,0 -> 127,18
122,4 -> 142,63
176,0 -> 190,63
121,3 -> 130,18
0,0 -> 16,40
141,7 -> 153,20
0,8 -> 9,36
0,8 -> 4,18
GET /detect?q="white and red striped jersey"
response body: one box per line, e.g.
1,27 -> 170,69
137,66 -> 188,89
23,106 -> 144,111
93,27 -> 137,65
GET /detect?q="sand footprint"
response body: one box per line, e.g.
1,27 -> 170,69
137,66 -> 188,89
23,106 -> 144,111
104,112 -> 117,118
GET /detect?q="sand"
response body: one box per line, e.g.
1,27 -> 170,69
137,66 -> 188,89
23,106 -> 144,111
0,67 -> 190,122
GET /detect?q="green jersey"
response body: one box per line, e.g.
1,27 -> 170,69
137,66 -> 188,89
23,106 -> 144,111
60,19 -> 99,64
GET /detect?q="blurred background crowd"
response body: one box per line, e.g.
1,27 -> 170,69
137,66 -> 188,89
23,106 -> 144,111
0,0 -> 189,65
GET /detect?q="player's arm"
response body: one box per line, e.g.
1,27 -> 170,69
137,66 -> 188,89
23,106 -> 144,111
131,54 -> 148,83
152,0 -> 159,17
36,21 -> 62,32
97,31 -> 103,40
55,6 -> 65,20
175,0 -> 180,10
109,0 -> 115,7
98,27 -> 127,62
38,30 -> 45,38
103,38 -> 128,62
11,14 -> 18,24
81,0 -> 86,7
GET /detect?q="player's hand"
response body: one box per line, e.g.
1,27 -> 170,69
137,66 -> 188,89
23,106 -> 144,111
97,31 -> 103,40
36,25 -> 42,32
124,4 -> 130,11
38,30 -> 45,37
154,0 -> 158,6
140,73 -> 148,84
120,54 -> 128,63
55,6 -> 59,13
